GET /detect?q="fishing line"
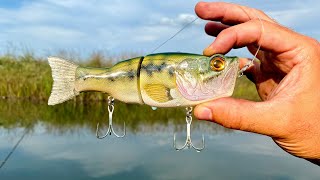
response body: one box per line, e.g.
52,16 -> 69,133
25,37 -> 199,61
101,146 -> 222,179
238,11 -> 265,77
150,17 -> 198,54
0,127 -> 29,170
149,11 -> 264,76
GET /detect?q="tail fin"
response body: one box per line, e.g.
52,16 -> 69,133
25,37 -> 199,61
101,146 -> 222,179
47,57 -> 79,105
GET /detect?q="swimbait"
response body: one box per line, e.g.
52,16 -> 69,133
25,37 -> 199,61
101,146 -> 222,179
48,52 -> 239,107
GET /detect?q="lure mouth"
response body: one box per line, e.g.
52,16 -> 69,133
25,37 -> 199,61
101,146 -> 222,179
176,56 -> 239,102
222,58 -> 239,90
201,57 -> 239,98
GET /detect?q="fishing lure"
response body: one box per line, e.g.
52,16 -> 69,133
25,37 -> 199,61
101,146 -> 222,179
48,53 -> 239,107
48,52 -> 239,151
46,13 -> 264,151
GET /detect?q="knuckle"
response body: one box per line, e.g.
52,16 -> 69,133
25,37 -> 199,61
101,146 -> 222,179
249,18 -> 266,25
219,26 -> 237,38
307,37 -> 320,47
223,116 -> 244,130
220,105 -> 245,130
221,118 -> 234,129
254,9 -> 264,16
236,113 -> 249,131
218,108 -> 234,129
251,9 -> 272,22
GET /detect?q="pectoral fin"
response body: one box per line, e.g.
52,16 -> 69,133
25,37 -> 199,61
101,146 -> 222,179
144,84 -> 172,103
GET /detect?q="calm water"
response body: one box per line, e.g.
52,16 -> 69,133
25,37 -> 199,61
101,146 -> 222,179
0,100 -> 319,179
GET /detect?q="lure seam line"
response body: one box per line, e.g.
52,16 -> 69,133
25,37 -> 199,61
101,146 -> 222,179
137,56 -> 145,104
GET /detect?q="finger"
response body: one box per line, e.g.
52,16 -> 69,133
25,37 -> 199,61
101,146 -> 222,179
247,45 -> 267,61
239,57 -> 251,69
194,98 -> 286,137
205,23 -> 268,61
203,19 -> 300,56
239,57 -> 280,100
205,22 -> 230,37
195,2 -> 274,25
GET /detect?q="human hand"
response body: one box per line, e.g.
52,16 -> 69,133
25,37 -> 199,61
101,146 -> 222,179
194,2 -> 320,164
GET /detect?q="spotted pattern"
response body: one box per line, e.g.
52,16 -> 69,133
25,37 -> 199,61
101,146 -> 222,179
141,62 -> 168,76
140,62 -> 176,77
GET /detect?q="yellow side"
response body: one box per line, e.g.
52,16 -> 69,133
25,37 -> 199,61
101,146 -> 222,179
74,57 -> 143,104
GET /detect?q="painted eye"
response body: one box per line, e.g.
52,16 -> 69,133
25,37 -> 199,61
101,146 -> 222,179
210,56 -> 225,71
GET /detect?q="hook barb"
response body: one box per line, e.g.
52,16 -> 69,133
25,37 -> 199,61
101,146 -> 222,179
173,133 -> 205,152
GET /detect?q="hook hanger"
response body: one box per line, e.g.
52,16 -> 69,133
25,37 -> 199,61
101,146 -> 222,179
173,107 -> 205,152
96,96 -> 126,139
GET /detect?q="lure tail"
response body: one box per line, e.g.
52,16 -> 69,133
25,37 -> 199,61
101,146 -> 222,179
47,57 -> 79,105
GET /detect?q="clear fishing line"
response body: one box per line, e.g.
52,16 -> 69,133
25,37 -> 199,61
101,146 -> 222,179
238,11 -> 265,77
150,17 -> 198,54
150,10 -> 265,77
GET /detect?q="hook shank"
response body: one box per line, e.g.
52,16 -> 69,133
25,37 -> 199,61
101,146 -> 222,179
96,96 -> 126,139
173,107 -> 205,152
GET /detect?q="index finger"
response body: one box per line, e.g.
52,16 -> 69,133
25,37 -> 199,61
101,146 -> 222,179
195,2 -> 274,25
203,19 -> 302,56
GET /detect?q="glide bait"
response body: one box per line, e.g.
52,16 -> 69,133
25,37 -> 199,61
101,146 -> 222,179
48,52 -> 239,107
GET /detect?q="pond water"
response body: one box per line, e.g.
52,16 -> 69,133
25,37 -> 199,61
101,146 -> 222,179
0,100 -> 319,179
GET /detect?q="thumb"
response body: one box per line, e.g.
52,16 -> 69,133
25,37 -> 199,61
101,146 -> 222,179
194,97 -> 284,137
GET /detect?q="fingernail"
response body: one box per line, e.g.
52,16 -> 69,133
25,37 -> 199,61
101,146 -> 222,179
195,106 -> 212,120
203,47 -> 215,57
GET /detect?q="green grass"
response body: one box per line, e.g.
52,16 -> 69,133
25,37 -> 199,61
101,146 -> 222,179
0,53 -> 52,100
0,53 -> 114,102
233,76 -> 260,101
0,53 -> 260,102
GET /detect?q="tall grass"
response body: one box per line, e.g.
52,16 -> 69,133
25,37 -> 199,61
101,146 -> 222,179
0,53 -> 52,100
0,53 -> 115,101
0,53 -> 260,102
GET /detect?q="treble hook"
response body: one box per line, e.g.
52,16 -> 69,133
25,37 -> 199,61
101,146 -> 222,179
96,96 -> 126,139
173,107 -> 205,152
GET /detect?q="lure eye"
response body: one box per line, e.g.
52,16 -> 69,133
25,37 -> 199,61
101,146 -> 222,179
210,56 -> 225,71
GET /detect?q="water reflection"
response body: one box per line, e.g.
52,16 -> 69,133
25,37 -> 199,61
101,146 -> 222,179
0,100 -> 232,134
1,100 -> 320,179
